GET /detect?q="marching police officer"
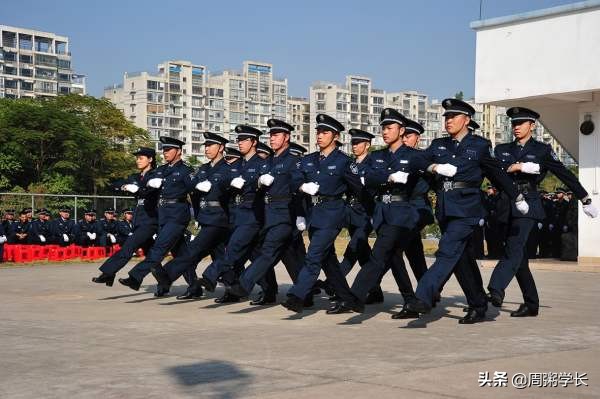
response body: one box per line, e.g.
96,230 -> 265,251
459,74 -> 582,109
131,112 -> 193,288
336,129 -> 375,278
118,137 -> 195,292
329,109 -> 430,314
152,132 -> 233,300
487,107 -> 597,317
228,119 -> 304,303
281,114 -> 363,313
198,125 -> 266,303
49,206 -> 75,246
93,147 -> 159,287
116,209 -> 134,245
406,98 -> 529,324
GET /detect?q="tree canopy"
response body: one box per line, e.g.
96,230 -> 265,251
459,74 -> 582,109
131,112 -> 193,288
0,95 -> 149,195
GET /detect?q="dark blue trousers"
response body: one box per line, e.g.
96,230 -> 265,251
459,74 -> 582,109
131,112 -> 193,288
99,224 -> 157,276
128,222 -> 187,283
202,223 -> 261,286
339,223 -> 372,275
164,225 -> 230,283
288,227 -> 354,302
239,222 -> 293,294
415,217 -> 488,312
488,217 -> 539,309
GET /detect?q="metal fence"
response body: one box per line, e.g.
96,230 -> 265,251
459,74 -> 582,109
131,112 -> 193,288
0,193 -> 136,220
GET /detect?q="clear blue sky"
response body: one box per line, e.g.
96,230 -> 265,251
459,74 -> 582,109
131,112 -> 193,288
3,0 -> 579,99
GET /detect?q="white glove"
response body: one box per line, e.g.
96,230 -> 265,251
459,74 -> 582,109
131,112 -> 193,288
123,184 -> 139,193
296,216 -> 306,231
549,224 -> 554,231
258,174 -> 275,187
300,182 -> 320,195
0,235 -> 7,244
190,234 -> 196,241
128,232 -> 133,236
537,222 -> 543,230
86,232 -> 95,240
583,203 -> 599,218
195,180 -> 212,192
152,234 -> 157,240
63,233 -> 69,242
478,218 -> 485,227
147,178 -> 163,188
39,235 -> 46,243
520,162 -> 540,174
388,171 -> 409,184
230,176 -> 246,189
108,233 -> 116,244
435,163 -> 457,177
515,198 -> 529,215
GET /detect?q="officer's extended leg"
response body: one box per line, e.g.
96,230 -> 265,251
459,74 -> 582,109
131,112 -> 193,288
99,226 -> 157,276
488,218 -> 536,304
288,227 -> 341,300
414,218 -> 474,307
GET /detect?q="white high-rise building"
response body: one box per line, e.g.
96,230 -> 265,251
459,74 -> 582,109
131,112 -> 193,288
105,60 -> 288,160
0,24 -> 85,98
309,75 -> 385,152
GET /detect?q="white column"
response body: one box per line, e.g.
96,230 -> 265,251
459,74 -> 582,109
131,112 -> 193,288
577,96 -> 600,261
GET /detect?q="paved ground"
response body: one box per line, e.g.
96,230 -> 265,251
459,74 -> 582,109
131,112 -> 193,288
0,258 -> 598,398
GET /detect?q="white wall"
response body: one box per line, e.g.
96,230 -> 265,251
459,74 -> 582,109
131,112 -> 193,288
474,7 -> 600,104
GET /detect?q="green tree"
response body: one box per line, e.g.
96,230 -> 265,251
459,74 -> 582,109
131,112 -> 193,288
454,91 -> 464,100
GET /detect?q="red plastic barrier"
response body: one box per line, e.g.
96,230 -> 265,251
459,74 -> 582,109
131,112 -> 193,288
14,246 -> 33,262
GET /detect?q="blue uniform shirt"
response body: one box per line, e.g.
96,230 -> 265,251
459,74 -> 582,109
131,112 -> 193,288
298,148 -> 363,229
151,160 -> 195,226
495,138 -> 588,220
424,133 -> 518,222
192,158 -> 232,228
229,153 -> 266,226
259,147 -> 304,228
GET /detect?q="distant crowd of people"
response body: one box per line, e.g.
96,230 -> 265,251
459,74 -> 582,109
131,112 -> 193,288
0,207 -> 134,260
472,186 -> 580,261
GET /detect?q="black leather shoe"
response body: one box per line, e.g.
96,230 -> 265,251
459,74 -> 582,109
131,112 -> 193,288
176,285 -> 203,300
214,291 -> 241,304
487,289 -> 504,308
198,277 -> 216,292
303,295 -> 314,308
151,266 -> 172,292
281,294 -> 304,313
228,284 -> 249,298
92,273 -> 114,286
326,301 -> 353,314
154,285 -> 170,297
458,309 -> 486,324
250,292 -> 277,306
405,299 -> 432,314
510,304 -> 539,317
432,293 -> 441,308
118,276 -> 141,291
391,308 -> 420,319
462,306 -> 471,312
365,286 -> 384,304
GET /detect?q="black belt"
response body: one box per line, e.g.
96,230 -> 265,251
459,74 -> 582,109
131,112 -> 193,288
515,181 -> 537,194
438,181 -> 480,192
376,193 -> 408,204
233,194 -> 256,205
264,194 -> 291,204
199,200 -> 221,209
311,195 -> 343,205
159,197 -> 187,206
